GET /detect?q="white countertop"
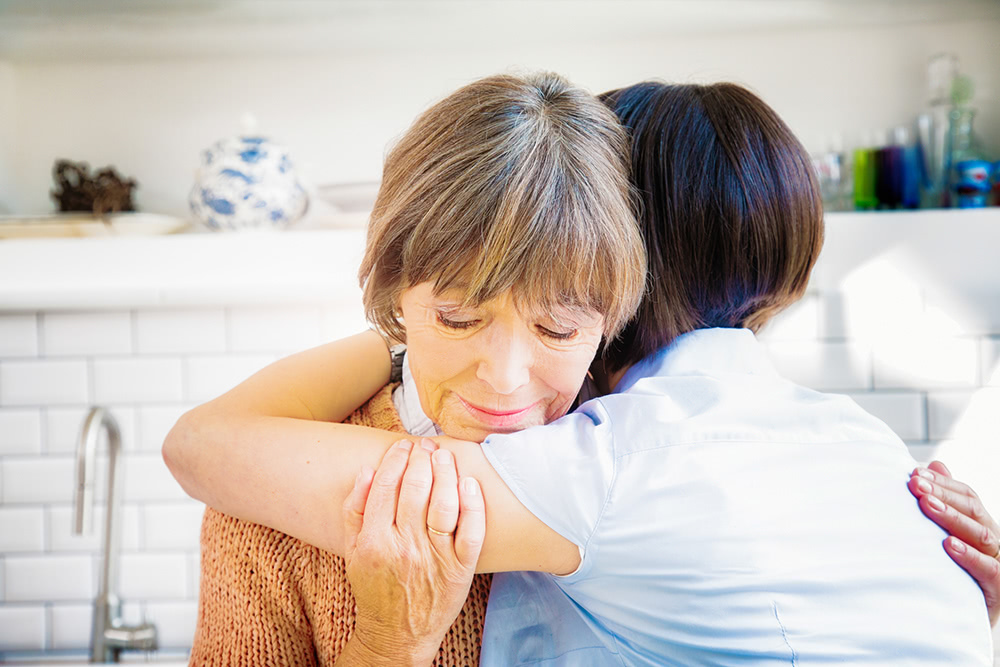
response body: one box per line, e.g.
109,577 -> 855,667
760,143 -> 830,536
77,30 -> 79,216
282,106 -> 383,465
0,227 -> 366,311
1,209 -> 998,312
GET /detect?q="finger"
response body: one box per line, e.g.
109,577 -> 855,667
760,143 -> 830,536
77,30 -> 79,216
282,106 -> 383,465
917,492 -> 1000,558
916,464 -> 970,496
911,469 -> 1000,535
342,466 -> 375,557
363,439 -> 413,529
395,440 -> 434,531
944,536 -> 1000,627
927,460 -> 952,478
454,476 -> 486,571
426,446 -> 460,545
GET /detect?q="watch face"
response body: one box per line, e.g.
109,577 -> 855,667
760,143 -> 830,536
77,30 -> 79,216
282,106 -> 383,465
390,344 -> 407,383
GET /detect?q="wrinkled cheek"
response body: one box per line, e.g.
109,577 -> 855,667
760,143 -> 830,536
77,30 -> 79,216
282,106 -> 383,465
544,395 -> 575,423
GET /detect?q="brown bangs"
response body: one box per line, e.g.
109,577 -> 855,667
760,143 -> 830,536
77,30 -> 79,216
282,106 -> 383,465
360,71 -> 646,345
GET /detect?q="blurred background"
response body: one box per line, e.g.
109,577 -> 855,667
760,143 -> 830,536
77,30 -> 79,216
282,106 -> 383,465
0,0 -> 998,662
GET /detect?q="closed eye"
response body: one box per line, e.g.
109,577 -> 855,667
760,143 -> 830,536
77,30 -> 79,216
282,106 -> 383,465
538,325 -> 576,340
438,313 -> 480,330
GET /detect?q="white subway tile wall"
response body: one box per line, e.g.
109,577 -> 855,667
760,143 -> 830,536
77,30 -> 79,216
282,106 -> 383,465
1,295 -> 998,658
135,309 -> 227,355
0,314 -> 39,358
42,311 -> 133,357
0,304 -> 330,656
0,409 -> 42,455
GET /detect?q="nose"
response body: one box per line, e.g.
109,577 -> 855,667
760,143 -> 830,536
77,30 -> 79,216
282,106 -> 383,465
476,325 -> 533,395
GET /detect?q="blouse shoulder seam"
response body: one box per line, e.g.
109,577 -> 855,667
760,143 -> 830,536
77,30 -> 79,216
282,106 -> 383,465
580,398 -> 619,553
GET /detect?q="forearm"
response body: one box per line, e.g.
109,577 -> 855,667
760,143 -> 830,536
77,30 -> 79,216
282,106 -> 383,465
162,330 -> 394,551
166,410 -> 400,554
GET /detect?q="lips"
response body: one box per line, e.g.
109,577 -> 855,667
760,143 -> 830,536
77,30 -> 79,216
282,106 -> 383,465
456,396 -> 539,430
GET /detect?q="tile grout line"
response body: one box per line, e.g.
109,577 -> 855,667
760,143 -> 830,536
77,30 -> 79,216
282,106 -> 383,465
36,311 -> 45,359
130,308 -> 139,356
43,601 -> 52,651
921,391 -> 930,445
41,502 -> 50,554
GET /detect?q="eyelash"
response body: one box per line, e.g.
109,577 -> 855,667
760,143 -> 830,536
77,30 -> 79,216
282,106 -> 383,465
437,313 -> 479,330
538,326 -> 576,341
437,313 -> 577,340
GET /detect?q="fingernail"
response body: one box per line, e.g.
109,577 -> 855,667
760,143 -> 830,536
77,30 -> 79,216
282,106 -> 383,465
948,537 -> 967,554
925,495 -> 946,512
916,479 -> 933,494
354,468 -> 364,486
462,477 -> 478,496
433,448 -> 452,464
396,439 -> 413,451
915,467 -> 934,481
420,439 -> 436,453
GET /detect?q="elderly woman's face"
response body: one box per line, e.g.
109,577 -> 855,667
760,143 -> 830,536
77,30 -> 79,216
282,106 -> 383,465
400,282 -> 604,442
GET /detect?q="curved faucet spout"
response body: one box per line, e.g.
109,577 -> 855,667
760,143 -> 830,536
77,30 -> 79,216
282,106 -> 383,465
73,407 -> 157,662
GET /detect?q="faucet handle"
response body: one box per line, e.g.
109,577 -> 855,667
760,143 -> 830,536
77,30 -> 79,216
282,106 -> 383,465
104,622 -> 158,651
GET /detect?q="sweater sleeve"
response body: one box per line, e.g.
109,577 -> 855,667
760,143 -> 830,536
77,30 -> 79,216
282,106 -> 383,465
189,507 -> 319,667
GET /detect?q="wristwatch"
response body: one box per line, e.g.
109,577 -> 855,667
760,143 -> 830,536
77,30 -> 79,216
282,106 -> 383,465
389,344 -> 406,383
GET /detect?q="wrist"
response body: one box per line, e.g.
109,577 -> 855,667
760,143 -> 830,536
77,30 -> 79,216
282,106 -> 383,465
347,627 -> 437,667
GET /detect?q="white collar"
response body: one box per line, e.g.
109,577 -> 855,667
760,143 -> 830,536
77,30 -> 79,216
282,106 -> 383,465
614,328 -> 778,394
391,350 -> 441,437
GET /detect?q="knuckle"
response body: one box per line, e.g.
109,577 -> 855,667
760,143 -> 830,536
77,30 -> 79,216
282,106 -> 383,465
964,484 -> 981,503
461,533 -> 485,550
399,540 -> 424,564
430,498 -> 459,515
984,554 -> 1000,582
980,524 -> 998,552
401,473 -> 432,493
461,501 -> 486,517
372,473 -> 400,490
969,498 -> 989,523
353,537 -> 385,563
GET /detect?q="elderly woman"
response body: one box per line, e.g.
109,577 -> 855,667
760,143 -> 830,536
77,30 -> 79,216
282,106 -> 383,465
172,71 -> 645,665
167,79 -> 998,664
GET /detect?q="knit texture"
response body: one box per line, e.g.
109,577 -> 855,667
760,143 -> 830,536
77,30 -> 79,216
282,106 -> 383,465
190,384 -> 492,666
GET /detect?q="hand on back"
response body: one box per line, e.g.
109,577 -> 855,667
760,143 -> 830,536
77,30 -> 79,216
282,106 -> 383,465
909,460 -> 1000,626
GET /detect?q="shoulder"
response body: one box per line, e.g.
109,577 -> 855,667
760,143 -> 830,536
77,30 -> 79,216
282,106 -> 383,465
345,382 -> 405,432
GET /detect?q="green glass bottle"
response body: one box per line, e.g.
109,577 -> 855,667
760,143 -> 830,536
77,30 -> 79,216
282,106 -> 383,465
853,148 -> 877,210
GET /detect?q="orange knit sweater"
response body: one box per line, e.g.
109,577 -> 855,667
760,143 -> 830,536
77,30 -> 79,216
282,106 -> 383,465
190,385 -> 492,666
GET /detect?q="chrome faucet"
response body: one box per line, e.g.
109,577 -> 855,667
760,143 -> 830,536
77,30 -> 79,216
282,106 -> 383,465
74,406 -> 158,663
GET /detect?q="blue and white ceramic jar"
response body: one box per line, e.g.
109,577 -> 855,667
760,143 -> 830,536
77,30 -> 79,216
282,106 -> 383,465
189,136 -> 308,231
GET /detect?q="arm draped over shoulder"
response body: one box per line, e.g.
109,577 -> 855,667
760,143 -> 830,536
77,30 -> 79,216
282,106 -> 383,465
189,384 -> 493,666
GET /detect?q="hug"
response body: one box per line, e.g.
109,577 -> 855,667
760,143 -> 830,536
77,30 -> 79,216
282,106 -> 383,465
164,72 -> 998,664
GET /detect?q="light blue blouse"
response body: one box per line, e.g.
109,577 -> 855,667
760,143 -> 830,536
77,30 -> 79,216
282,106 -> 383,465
480,328 -> 992,665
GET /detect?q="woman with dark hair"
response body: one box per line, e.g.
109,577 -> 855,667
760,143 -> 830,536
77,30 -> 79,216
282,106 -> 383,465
166,79 -> 997,664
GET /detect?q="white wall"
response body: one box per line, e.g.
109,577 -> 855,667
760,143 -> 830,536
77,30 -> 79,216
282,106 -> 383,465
2,18 -> 998,216
0,61 -> 15,215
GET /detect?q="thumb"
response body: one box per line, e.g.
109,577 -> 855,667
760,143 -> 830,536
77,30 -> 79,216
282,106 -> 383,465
342,465 -> 375,558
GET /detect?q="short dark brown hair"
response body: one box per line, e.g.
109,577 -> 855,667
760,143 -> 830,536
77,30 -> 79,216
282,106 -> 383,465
360,72 -> 646,343
599,81 -> 825,371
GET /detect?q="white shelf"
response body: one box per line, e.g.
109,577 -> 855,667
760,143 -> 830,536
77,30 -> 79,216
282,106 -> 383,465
0,209 -> 997,312
0,228 -> 366,311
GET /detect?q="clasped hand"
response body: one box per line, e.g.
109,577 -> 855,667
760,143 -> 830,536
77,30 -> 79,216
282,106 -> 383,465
341,438 -> 484,665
